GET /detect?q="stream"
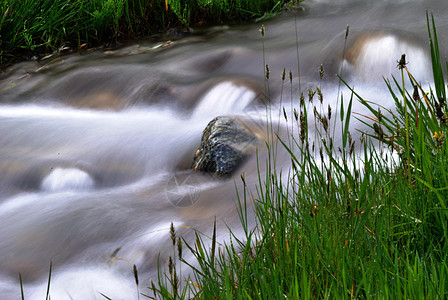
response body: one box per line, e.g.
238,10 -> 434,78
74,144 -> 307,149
0,0 -> 447,298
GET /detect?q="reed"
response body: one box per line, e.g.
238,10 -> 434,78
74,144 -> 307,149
152,13 -> 448,299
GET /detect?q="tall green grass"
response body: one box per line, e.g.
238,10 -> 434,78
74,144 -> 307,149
0,0 -> 297,65
150,13 -> 448,299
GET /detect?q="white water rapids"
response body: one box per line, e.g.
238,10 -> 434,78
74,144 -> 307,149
0,0 -> 447,298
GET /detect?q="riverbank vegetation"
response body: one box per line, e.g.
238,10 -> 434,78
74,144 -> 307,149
0,0 -> 301,65
151,13 -> 448,299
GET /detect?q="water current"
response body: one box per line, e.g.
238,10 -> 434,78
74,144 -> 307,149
0,0 -> 447,298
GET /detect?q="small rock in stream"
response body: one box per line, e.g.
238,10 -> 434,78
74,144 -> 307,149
192,116 -> 263,177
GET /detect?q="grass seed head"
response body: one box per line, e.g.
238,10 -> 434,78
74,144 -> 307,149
170,222 -> 176,246
173,273 -> 179,296
377,108 -> 383,122
397,53 -> 407,70
133,264 -> 139,287
413,85 -> 420,101
373,123 -> 384,142
313,106 -> 319,119
322,115 -> 328,133
350,140 -> 355,156
300,111 -> 306,143
177,237 -> 183,260
319,64 -> 324,80
169,256 -> 173,277
317,87 -> 323,104
308,88 -> 315,103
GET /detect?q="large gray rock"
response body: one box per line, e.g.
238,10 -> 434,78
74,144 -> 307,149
192,116 -> 263,177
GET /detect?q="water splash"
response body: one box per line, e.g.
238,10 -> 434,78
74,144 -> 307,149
26,268 -> 136,300
191,81 -> 256,119
41,168 -> 95,192
345,33 -> 431,82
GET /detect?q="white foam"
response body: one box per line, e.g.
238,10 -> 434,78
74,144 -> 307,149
349,34 -> 431,82
0,104 -> 100,119
41,168 -> 95,192
26,268 -> 136,300
192,81 -> 256,119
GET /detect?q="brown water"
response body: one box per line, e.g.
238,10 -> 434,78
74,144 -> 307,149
0,0 -> 447,298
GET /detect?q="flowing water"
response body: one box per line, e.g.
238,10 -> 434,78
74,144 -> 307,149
0,0 -> 447,298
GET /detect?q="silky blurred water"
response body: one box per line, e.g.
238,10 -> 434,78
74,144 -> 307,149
0,0 -> 446,298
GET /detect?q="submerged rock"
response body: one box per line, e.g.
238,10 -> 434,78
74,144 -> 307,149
192,116 -> 263,177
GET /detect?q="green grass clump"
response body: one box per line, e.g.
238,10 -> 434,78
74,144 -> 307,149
0,0 -> 299,65
151,13 -> 448,299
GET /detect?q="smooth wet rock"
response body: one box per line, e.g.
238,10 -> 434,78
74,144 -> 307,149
68,91 -> 125,110
192,116 -> 263,177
